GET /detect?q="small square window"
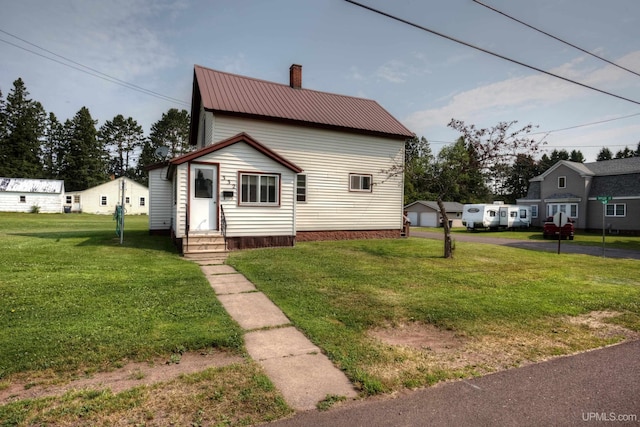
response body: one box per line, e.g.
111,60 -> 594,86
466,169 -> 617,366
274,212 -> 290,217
19,195 -> 26,203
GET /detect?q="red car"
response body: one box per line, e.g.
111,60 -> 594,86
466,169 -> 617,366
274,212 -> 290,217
542,216 -> 575,240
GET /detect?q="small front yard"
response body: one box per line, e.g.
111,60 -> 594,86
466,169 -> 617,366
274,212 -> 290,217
228,238 -> 640,394
0,213 -> 290,426
1,213 -> 639,424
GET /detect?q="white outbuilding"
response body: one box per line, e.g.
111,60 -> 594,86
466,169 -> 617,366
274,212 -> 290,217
67,177 -> 149,215
0,177 -> 65,213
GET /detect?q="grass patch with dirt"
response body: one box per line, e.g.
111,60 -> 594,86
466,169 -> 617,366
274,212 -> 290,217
227,238 -> 640,394
0,213 -> 291,426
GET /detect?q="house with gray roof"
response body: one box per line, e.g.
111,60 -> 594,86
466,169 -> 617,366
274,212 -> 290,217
148,64 -> 414,253
404,201 -> 464,227
517,157 -> 640,233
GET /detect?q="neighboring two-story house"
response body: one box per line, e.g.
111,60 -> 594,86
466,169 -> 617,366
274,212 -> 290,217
148,64 -> 414,252
517,157 -> 640,233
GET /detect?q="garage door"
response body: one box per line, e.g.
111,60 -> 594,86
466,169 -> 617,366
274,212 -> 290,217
407,212 -> 418,226
419,212 -> 438,227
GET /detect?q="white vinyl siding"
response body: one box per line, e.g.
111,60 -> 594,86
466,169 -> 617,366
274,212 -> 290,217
174,141 -> 295,238
148,167 -> 172,231
210,115 -> 404,231
74,178 -> 149,215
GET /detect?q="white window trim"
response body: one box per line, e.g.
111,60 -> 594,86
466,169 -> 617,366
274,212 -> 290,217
139,197 -> 146,207
547,203 -> 578,218
100,195 -> 108,206
239,173 -> 280,206
531,205 -> 538,218
558,176 -> 566,189
349,173 -> 372,192
296,174 -> 307,203
605,203 -> 626,217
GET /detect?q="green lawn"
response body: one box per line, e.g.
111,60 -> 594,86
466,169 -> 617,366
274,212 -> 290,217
227,238 -> 640,394
0,213 -> 242,376
0,213 -> 292,426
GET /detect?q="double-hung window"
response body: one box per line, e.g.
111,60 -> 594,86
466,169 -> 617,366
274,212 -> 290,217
296,174 -> 307,202
605,203 -> 625,217
240,173 -> 279,205
100,196 -> 108,206
349,174 -> 372,192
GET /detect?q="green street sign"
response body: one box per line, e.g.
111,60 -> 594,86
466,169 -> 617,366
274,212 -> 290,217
596,196 -> 612,204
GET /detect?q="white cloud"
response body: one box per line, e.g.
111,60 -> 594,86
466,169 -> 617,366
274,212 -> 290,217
403,50 -> 640,135
376,59 -> 409,83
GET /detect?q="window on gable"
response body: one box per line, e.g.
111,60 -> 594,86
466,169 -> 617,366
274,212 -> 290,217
100,196 -> 108,206
296,174 -> 307,202
605,203 -> 625,217
349,174 -> 372,192
240,173 -> 279,205
125,197 -> 130,204
558,176 -> 566,188
139,197 -> 145,207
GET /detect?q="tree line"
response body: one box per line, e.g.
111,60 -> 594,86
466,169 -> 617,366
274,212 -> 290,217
0,78 -> 193,191
405,121 -> 640,206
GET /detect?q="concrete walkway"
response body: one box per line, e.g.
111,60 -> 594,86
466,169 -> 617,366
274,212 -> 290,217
197,256 -> 357,411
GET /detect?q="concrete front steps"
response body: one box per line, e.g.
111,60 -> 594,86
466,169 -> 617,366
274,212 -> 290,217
183,232 -> 228,262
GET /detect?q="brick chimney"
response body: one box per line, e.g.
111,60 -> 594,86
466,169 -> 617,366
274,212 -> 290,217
289,64 -> 302,89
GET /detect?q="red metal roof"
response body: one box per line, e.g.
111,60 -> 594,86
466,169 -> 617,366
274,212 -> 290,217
193,64 -> 414,140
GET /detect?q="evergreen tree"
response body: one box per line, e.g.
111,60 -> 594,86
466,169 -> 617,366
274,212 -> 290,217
596,147 -> 613,161
99,114 -> 144,179
504,154 -> 539,201
41,112 -> 65,179
0,78 -> 46,178
137,108 -> 190,185
635,142 -> 640,157
59,107 -> 107,191
569,149 -> 585,163
615,146 -> 635,159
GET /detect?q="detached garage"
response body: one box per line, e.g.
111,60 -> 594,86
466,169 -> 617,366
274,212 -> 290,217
0,178 -> 65,213
404,201 -> 464,228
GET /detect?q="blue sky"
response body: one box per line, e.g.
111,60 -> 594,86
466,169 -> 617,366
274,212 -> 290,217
1,0 -> 639,162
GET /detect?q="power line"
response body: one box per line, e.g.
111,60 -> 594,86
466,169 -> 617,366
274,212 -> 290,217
0,29 -> 189,107
344,0 -> 640,106
472,0 -> 640,79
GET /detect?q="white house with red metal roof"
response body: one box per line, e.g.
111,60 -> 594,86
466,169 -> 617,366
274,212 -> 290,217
148,64 -> 414,253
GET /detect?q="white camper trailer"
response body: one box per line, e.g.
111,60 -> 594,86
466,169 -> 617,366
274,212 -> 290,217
462,203 -> 531,231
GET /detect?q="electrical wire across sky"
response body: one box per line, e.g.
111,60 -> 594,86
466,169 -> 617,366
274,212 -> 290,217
344,0 -> 640,106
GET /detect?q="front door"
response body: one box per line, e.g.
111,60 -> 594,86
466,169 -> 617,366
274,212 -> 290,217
189,164 -> 217,231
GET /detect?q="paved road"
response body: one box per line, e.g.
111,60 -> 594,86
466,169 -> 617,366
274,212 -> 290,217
411,230 -> 640,260
264,340 -> 640,427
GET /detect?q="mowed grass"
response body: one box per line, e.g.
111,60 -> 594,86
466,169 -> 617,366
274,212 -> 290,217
227,238 -> 640,394
0,213 -> 242,376
0,213 -> 292,426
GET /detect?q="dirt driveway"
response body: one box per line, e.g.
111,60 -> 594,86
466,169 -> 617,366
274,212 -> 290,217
411,230 -> 640,260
